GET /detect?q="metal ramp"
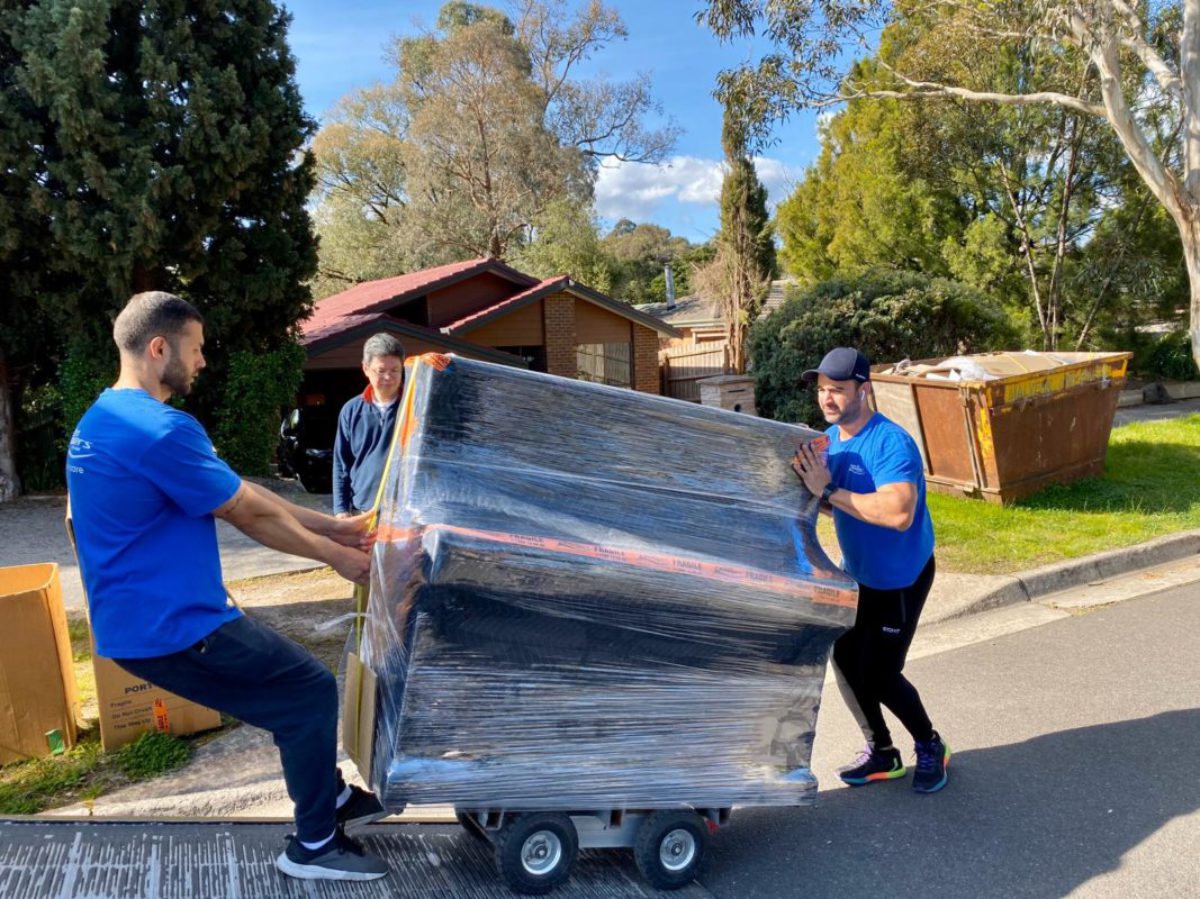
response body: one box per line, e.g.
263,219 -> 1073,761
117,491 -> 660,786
0,819 -> 715,898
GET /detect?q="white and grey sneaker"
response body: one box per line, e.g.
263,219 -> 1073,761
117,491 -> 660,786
276,828 -> 388,881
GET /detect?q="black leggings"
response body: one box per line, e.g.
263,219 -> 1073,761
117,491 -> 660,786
832,556 -> 936,749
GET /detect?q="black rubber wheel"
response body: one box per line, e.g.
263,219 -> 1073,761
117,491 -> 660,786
456,810 -> 490,843
633,809 -> 709,890
493,812 -> 578,895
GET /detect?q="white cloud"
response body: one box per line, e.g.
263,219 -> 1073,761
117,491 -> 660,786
595,154 -> 801,225
751,157 -> 801,207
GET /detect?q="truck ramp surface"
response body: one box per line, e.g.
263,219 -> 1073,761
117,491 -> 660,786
0,819 -> 714,898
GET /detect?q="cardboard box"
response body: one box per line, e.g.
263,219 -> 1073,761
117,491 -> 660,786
63,509 -> 222,751
342,651 -> 376,783
0,563 -> 81,765
91,654 -> 222,752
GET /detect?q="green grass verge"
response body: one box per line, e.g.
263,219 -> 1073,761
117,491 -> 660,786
0,730 -> 192,815
930,415 -> 1200,573
1,618 -> 203,815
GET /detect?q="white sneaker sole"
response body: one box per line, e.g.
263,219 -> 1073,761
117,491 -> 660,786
340,810 -> 390,830
275,851 -> 388,881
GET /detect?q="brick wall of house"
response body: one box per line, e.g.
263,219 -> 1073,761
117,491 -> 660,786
543,293 -> 577,378
632,325 -> 661,394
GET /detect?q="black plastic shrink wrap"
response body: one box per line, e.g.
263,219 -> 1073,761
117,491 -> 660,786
357,356 -> 857,811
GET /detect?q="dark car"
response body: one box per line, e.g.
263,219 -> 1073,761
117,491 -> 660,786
278,405 -> 339,494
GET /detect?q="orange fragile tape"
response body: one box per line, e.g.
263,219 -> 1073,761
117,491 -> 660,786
396,353 -> 455,452
374,522 -> 857,609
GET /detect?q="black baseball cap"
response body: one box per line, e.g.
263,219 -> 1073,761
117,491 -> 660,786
801,347 -> 871,383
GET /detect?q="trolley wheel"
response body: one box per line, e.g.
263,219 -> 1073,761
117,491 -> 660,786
455,810 -> 489,843
633,809 -> 709,890
493,812 -> 578,895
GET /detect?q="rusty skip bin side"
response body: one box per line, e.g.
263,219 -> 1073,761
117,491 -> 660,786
871,352 -> 1132,505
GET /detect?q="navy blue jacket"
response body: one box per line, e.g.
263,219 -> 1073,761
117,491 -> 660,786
332,386 -> 400,514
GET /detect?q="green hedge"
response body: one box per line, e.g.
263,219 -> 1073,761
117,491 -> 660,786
749,269 -> 1017,425
213,342 -> 306,475
1131,329 -> 1199,381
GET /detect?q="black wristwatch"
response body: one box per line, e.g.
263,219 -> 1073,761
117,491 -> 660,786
820,483 -> 837,504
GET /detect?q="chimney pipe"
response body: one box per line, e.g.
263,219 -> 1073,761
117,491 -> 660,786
665,264 -> 676,310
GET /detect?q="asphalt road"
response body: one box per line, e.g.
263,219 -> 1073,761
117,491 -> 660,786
700,583 -> 1200,899
3,581 -> 1196,898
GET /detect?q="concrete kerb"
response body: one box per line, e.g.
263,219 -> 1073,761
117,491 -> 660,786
943,529 -> 1200,621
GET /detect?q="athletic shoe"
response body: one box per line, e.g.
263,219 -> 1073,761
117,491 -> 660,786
912,731 -> 951,794
838,745 -> 907,786
276,828 -> 388,881
336,784 -> 387,830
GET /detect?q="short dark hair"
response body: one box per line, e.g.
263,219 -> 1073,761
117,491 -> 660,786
113,291 -> 204,353
362,332 -> 405,364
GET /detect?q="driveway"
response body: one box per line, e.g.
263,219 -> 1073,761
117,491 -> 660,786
0,480 -> 331,609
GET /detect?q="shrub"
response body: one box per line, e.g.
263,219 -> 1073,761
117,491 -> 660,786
59,346 -> 118,442
212,341 -> 306,475
749,268 -> 1017,424
1132,329 -> 1199,381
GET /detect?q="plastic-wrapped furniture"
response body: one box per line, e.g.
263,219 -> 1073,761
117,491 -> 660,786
344,355 -> 857,893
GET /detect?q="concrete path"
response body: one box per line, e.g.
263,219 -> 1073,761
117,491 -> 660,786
0,480 -> 329,610
1113,395 -> 1200,426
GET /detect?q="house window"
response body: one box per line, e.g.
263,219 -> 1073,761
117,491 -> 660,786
577,342 -> 632,388
496,345 -> 547,371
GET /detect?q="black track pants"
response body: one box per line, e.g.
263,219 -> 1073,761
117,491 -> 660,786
832,555 -> 936,749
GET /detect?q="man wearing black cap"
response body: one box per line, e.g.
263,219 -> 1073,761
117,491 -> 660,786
792,347 -> 950,794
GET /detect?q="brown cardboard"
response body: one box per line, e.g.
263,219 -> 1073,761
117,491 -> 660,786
342,651 -> 377,783
63,508 -> 222,751
91,654 -> 222,751
0,563 -> 81,764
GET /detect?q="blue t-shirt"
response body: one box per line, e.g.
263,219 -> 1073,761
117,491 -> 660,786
66,388 -> 242,658
827,413 -> 935,590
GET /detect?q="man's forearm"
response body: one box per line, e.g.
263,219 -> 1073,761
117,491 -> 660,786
221,485 -> 341,562
246,481 -> 335,535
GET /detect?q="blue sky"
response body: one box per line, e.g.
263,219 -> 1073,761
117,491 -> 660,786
282,0 -> 823,243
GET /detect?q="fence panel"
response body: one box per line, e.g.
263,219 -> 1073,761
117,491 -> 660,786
577,342 -> 632,387
661,345 -> 729,402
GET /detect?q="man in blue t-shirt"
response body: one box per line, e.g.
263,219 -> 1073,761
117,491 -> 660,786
67,291 -> 389,881
792,347 -> 950,794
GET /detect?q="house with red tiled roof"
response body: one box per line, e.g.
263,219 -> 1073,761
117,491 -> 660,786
297,258 -> 680,408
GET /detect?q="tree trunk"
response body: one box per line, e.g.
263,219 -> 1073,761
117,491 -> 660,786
1184,221 -> 1200,374
0,350 -> 21,502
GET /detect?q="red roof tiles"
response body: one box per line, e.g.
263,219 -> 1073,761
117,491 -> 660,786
301,257 -> 527,345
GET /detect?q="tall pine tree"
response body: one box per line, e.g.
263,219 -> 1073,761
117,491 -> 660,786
0,0 -> 318,495
699,108 -> 776,373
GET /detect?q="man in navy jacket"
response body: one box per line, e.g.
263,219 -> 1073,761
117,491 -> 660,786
333,333 -> 405,517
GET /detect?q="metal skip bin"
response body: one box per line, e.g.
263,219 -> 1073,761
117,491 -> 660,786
870,351 -> 1133,505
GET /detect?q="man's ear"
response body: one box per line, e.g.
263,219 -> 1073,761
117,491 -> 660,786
147,335 -> 169,360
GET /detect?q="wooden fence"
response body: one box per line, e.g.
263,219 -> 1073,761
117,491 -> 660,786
660,344 -> 731,402
577,342 -> 632,387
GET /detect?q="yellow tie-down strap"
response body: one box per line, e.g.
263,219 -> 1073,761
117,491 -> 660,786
345,353 -> 453,779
